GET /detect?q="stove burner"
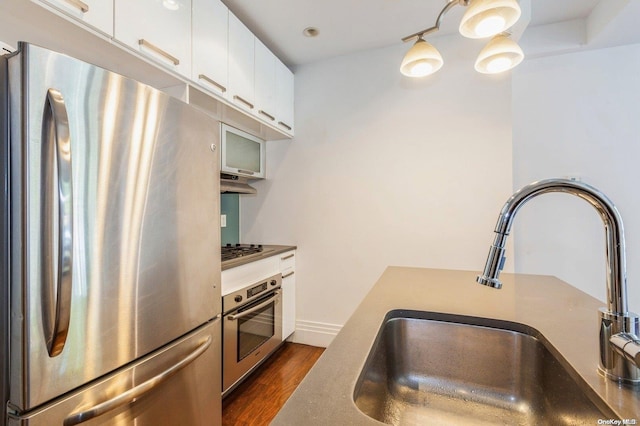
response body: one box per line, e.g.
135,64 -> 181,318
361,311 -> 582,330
221,244 -> 264,262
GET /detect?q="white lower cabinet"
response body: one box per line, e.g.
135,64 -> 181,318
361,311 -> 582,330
280,250 -> 296,340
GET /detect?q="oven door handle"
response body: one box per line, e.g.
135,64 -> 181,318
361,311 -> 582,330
227,291 -> 280,321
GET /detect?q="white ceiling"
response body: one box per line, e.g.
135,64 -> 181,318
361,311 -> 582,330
221,0 -> 640,68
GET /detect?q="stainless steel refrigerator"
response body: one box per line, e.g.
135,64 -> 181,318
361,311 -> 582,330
1,42 -> 222,425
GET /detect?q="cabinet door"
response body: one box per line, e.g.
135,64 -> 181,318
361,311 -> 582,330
254,38 -> 276,124
192,0 -> 228,98
37,0 -> 114,36
280,251 -> 296,340
275,58 -> 295,135
281,271 -> 296,340
114,0 -> 191,78
228,11 -> 255,113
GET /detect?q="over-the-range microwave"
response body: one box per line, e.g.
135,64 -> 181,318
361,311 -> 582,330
220,123 -> 266,179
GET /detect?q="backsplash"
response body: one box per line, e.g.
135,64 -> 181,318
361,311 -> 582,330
221,193 -> 240,245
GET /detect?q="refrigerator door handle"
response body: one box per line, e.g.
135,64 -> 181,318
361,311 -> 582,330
63,335 -> 213,426
41,88 -> 74,357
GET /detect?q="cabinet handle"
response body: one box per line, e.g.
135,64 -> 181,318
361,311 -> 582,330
198,74 -> 226,93
138,39 -> 180,66
62,0 -> 89,13
227,292 -> 280,321
233,95 -> 254,109
258,110 -> 275,121
282,271 -> 295,279
281,253 -> 295,261
278,121 -> 292,131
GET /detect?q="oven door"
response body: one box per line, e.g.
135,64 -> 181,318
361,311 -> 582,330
222,289 -> 282,393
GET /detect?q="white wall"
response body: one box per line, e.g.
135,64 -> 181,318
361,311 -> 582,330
512,43 -> 640,313
241,37 -> 514,345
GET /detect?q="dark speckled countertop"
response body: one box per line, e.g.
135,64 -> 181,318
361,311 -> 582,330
272,267 -> 640,425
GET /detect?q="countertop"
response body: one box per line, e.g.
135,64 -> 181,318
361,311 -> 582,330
221,245 -> 296,271
272,267 -> 640,425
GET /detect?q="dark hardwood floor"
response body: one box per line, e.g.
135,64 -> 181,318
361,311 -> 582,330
222,342 -> 325,426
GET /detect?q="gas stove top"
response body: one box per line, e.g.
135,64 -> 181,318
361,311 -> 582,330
221,244 -> 265,262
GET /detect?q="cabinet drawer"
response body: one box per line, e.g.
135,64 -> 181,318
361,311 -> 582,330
222,256 -> 280,295
279,250 -> 296,273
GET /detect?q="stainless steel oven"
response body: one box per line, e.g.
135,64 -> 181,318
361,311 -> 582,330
222,273 -> 283,396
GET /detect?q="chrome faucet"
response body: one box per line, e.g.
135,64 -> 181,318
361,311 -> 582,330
477,178 -> 640,384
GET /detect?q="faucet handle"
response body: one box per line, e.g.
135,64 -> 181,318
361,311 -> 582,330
599,309 -> 640,384
610,333 -> 640,366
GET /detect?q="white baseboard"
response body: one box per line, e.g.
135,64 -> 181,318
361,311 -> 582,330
288,320 -> 342,348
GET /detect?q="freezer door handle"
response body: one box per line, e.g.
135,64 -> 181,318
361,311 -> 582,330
63,335 -> 213,425
41,88 -> 74,357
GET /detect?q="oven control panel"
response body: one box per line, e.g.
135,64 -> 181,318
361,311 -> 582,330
247,282 -> 268,298
222,273 -> 282,314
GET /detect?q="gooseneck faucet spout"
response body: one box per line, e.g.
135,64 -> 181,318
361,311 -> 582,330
477,178 -> 627,314
478,178 -> 640,384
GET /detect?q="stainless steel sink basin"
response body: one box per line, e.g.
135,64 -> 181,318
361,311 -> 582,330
354,311 -> 615,425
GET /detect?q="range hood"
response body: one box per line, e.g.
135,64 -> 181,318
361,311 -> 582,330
220,174 -> 257,194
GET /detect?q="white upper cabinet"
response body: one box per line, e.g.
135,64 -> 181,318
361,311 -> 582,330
114,0 -> 191,78
275,59 -> 295,135
254,38 -> 276,124
33,0 -> 294,138
37,0 -> 114,36
228,11 -> 255,113
192,0 -> 228,98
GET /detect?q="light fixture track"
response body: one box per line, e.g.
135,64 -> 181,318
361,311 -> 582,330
401,0 -> 470,43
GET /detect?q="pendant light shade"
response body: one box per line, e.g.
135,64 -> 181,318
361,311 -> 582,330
459,0 -> 521,39
399,0 -> 525,77
474,34 -> 524,74
400,38 -> 443,77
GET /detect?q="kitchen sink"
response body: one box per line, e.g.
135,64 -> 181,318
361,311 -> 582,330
353,311 -> 615,425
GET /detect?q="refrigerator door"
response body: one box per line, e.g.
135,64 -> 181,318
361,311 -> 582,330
7,43 -> 221,412
7,320 -> 221,426
1,49 -> 9,426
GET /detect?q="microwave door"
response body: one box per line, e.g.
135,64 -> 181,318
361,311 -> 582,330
221,123 -> 265,179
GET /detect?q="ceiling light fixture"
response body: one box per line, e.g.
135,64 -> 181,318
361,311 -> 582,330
400,0 -> 524,77
474,33 -> 523,73
400,37 -> 444,77
459,0 -> 522,38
